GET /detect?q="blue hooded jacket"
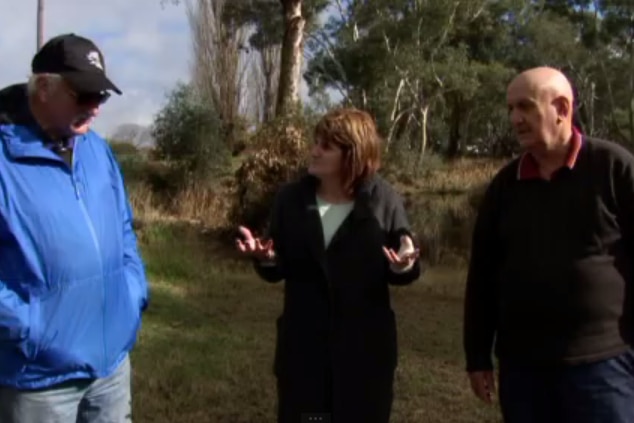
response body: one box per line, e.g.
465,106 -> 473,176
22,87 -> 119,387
0,83 -> 149,389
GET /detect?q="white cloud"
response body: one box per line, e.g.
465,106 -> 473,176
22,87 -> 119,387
1,1 -> 337,140
0,0 -> 191,137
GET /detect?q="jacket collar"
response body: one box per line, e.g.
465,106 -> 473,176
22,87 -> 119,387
2,128 -> 63,162
299,172 -> 378,200
298,172 -> 380,266
0,84 -> 78,162
516,126 -> 583,180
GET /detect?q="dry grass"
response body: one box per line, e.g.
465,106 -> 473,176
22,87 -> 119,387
126,155 -> 507,267
128,156 -> 504,222
127,178 -> 235,230
130,222 -> 503,423
168,180 -> 234,229
393,157 -> 505,195
127,183 -> 156,220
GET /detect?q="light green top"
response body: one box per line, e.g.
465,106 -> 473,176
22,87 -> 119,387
316,195 -> 354,248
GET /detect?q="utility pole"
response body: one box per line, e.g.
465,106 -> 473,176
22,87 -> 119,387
36,0 -> 44,51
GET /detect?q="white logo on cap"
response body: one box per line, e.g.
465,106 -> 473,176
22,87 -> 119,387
87,51 -> 103,70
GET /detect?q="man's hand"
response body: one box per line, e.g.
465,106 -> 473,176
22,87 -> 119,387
383,235 -> 419,272
468,371 -> 496,404
235,226 -> 276,261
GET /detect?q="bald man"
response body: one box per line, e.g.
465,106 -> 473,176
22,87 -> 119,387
463,66 -> 634,423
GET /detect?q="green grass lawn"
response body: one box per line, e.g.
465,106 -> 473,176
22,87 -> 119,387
130,222 -> 502,422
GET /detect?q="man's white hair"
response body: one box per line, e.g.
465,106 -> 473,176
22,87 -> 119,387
26,73 -> 64,96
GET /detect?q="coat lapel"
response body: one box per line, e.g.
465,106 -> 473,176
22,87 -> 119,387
299,174 -> 378,256
299,175 -> 328,270
326,180 -> 376,252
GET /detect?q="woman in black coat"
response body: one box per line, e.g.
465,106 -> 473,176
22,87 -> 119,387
236,108 -> 421,423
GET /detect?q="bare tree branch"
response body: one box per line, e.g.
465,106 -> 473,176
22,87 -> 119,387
387,107 -> 412,146
186,0 -> 250,136
469,0 -> 491,22
251,44 -> 281,122
429,1 -> 461,89
305,30 -> 351,102
390,79 -> 405,122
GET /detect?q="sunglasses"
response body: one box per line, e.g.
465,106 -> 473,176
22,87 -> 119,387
64,87 -> 111,106
75,91 -> 111,106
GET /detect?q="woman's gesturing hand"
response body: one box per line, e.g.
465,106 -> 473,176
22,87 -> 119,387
235,225 -> 276,262
383,235 -> 419,272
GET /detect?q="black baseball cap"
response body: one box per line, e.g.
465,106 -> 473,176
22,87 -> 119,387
31,33 -> 122,95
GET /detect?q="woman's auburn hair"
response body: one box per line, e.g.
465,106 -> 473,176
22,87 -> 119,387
313,107 -> 382,193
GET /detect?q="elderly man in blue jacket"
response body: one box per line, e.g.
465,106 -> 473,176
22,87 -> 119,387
0,33 -> 149,422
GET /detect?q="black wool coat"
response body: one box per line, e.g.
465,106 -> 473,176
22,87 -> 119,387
254,173 -> 421,423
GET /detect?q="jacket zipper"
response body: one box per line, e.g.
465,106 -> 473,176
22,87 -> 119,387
70,144 -> 107,372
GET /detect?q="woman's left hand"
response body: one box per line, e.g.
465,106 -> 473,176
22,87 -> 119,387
383,235 -> 420,272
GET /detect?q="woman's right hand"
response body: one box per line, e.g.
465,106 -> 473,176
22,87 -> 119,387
235,225 -> 276,262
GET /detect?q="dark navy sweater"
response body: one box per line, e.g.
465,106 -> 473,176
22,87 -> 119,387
464,136 -> 634,371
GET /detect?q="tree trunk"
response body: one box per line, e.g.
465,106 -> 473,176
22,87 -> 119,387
446,95 -> 462,159
417,104 -> 430,167
263,45 -> 281,122
186,0 -> 248,150
276,0 -> 305,117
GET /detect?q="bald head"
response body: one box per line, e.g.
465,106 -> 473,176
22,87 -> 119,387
507,66 -> 575,152
509,67 -> 574,106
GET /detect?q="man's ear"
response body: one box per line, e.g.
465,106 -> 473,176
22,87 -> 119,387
553,96 -> 571,123
34,75 -> 50,102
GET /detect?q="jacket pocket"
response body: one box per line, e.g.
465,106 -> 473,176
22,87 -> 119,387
24,295 -> 40,361
24,275 -> 106,377
104,269 -> 142,365
125,271 -> 145,313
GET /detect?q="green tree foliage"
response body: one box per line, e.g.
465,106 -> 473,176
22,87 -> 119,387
157,0 -> 634,169
304,0 -> 634,161
151,83 -> 229,181
224,0 -> 330,51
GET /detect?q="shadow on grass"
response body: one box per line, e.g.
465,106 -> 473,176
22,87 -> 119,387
131,221 -> 501,423
131,221 -> 283,422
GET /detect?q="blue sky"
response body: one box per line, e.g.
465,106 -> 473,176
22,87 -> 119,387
1,1 -> 339,138
0,0 -> 195,136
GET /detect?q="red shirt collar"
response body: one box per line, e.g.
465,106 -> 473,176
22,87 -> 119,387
517,127 -> 583,180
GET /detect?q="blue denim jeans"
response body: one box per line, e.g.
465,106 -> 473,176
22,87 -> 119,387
499,348 -> 634,423
0,354 -> 132,423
